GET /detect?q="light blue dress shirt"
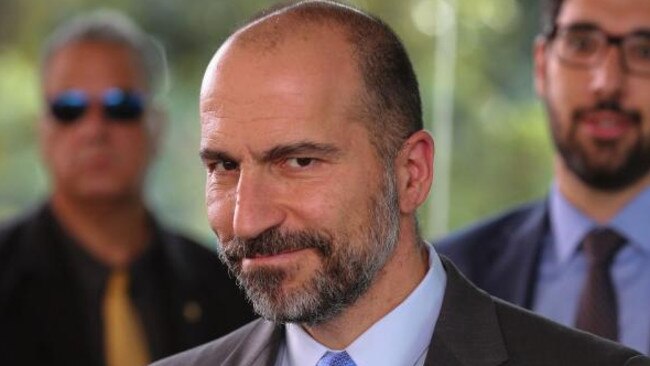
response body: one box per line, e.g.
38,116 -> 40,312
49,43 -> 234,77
533,184 -> 650,354
275,243 -> 447,366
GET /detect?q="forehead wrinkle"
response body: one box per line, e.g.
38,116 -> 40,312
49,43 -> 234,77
201,90 -> 314,119
202,93 -> 361,131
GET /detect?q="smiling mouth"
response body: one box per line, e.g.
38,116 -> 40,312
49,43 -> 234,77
241,248 -> 313,269
581,112 -> 637,140
247,248 -> 305,259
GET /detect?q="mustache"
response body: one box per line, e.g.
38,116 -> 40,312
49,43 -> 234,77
220,228 -> 333,263
573,100 -> 641,124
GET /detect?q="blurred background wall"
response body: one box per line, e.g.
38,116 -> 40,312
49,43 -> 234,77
0,0 -> 553,245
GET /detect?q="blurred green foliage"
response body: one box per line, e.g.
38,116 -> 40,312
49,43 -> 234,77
0,0 -> 554,244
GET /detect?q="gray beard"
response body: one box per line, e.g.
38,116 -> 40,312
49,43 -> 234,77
217,169 -> 401,325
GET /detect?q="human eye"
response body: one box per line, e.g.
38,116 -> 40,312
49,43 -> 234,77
626,36 -> 650,63
563,31 -> 601,56
206,159 -> 239,175
285,157 -> 317,169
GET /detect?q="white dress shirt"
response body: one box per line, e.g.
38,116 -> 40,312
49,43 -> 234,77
275,244 -> 447,366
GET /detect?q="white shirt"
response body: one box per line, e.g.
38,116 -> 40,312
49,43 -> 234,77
275,244 -> 447,366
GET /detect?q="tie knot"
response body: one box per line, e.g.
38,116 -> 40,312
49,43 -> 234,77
106,269 -> 130,294
582,228 -> 626,265
316,351 -> 356,366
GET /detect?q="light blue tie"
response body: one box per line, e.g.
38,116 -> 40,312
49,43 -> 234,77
316,351 -> 357,366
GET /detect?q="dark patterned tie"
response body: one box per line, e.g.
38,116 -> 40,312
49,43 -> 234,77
575,228 -> 626,341
316,351 -> 357,366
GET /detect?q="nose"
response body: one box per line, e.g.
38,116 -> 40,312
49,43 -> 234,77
232,169 -> 285,239
590,46 -> 626,101
76,103 -> 110,142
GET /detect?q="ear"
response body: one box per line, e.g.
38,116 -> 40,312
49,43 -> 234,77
533,36 -> 549,97
37,112 -> 52,162
395,130 -> 434,214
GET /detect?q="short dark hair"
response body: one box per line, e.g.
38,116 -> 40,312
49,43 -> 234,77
236,0 -> 422,163
540,0 -> 565,37
41,9 -> 167,98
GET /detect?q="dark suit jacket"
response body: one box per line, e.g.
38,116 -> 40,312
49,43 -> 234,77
436,200 -> 548,308
151,256 -> 649,366
0,204 -> 256,366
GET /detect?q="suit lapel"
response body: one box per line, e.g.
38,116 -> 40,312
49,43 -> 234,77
222,320 -> 284,366
20,207 -> 96,365
483,201 -> 548,307
156,227 -> 200,352
426,257 -> 508,366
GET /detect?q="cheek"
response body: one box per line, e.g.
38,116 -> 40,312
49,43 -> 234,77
287,171 -> 377,233
545,67 -> 588,128
628,80 -> 650,129
116,129 -> 152,165
206,182 -> 236,240
44,132 -> 74,172
548,70 -> 578,105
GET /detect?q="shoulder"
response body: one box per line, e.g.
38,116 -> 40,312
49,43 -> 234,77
156,229 -> 245,301
154,226 -> 257,333
0,208 -> 43,283
157,229 -> 246,301
151,319 -> 276,366
0,208 -> 38,253
155,227 -> 224,280
434,201 -> 545,268
159,229 -> 218,261
493,299 -> 645,365
436,200 -> 544,251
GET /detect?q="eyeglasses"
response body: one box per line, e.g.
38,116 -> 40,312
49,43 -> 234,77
48,88 -> 145,125
547,24 -> 650,77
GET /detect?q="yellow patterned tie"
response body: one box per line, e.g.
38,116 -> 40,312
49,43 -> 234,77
103,269 -> 151,366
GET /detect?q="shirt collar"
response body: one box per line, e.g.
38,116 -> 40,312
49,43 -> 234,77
284,243 -> 446,366
47,203 -> 161,296
609,186 -> 650,254
550,183 -> 650,264
550,184 -> 594,264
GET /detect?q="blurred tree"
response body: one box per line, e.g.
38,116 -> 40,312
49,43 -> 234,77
0,0 -> 552,243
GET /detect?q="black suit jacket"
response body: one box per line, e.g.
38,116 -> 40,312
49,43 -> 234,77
151,256 -> 649,366
436,200 -> 548,308
0,204 -> 256,366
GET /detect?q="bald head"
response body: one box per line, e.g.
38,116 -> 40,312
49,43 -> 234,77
201,0 -> 422,162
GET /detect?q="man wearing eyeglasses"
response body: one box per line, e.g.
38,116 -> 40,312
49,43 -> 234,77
438,0 -> 650,354
0,10 -> 254,366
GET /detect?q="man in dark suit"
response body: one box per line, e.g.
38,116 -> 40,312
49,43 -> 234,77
437,0 -> 650,355
153,1 -> 649,365
0,10 -> 254,366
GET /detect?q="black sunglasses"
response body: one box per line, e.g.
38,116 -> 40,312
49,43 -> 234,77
49,88 -> 145,125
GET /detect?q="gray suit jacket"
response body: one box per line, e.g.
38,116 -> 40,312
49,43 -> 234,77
152,256 -> 649,366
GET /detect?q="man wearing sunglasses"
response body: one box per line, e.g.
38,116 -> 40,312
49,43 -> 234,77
438,0 -> 650,355
0,10 -> 254,366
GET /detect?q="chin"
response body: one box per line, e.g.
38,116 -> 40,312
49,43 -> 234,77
70,184 -> 139,203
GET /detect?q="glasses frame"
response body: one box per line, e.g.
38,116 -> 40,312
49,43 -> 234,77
546,23 -> 650,78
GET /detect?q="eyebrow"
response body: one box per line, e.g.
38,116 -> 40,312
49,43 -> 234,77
632,29 -> 650,38
261,142 -> 342,163
563,22 -> 599,32
198,141 -> 342,164
199,149 -> 236,163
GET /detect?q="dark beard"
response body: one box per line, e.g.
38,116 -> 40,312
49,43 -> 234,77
547,99 -> 650,191
216,171 -> 400,325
